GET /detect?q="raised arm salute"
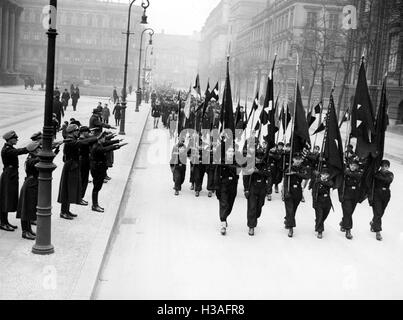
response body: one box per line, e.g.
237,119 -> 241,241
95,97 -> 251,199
0,131 -> 29,232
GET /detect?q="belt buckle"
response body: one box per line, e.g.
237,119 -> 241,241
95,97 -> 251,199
382,187 -> 387,191
352,186 -> 356,190
229,177 -> 233,180
293,185 -> 298,188
257,180 -> 262,183
324,194 -> 328,198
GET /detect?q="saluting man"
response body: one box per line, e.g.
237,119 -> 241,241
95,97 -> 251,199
58,125 -> 98,220
90,132 -> 127,212
370,159 -> 394,241
17,141 -> 41,240
0,131 -> 29,232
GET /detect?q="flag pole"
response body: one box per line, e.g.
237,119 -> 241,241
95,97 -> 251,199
288,52 -> 300,193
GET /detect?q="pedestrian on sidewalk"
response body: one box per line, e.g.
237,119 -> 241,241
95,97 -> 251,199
57,125 -> 97,220
102,104 -> 111,125
53,95 -> 64,130
113,103 -> 122,127
17,141 -> 41,240
71,86 -> 80,111
369,160 -> 394,241
112,87 -> 119,104
90,132 -> 127,212
62,89 -> 70,111
0,131 -> 29,232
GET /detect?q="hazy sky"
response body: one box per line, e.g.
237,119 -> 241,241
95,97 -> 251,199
113,0 -> 221,35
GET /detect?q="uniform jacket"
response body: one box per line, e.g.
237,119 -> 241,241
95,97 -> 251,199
0,143 -> 29,212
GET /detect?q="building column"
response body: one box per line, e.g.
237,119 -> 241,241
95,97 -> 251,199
7,7 -> 15,71
13,7 -> 22,71
0,6 -> 3,63
1,5 -> 9,71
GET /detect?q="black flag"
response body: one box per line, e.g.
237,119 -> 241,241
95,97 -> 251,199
220,57 -> 235,134
351,59 -> 376,158
323,95 -> 344,188
292,84 -> 311,153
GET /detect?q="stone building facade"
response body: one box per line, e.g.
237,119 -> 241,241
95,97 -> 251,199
0,0 -> 23,85
17,0 -> 144,87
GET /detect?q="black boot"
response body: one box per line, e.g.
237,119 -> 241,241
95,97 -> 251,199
346,230 -> 353,240
288,228 -> 294,238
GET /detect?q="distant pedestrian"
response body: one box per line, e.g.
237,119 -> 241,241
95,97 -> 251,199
53,95 -> 64,129
113,87 -> 119,104
102,104 -> 111,124
71,86 -> 80,111
129,85 -> 133,95
61,89 -> 70,110
113,103 -> 122,127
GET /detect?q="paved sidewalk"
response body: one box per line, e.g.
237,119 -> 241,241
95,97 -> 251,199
0,88 -> 150,300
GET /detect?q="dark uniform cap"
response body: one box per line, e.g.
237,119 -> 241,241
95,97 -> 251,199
93,108 -> 99,114
3,130 -> 18,141
26,141 -> 41,152
321,168 -> 330,175
66,124 -> 79,133
30,131 -> 42,141
79,126 -> 90,133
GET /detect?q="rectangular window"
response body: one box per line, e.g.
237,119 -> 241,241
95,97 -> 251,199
328,13 -> 338,30
307,12 -> 317,28
388,33 -> 399,72
364,0 -> 372,12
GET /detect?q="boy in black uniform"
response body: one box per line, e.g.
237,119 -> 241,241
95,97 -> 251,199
370,160 -> 394,241
311,168 -> 333,239
244,142 -> 271,236
214,146 -> 240,235
267,143 -> 282,201
283,153 -> 310,238
170,141 -> 187,196
339,159 -> 363,240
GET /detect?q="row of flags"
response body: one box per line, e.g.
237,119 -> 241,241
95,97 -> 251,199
178,55 -> 389,203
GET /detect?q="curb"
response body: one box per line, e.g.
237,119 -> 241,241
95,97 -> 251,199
70,105 -> 150,300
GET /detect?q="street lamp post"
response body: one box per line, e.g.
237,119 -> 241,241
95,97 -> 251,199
32,0 -> 58,255
142,45 -> 153,97
119,0 -> 149,135
136,28 -> 154,112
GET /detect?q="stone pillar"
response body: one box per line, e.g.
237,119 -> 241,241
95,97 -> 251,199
0,6 -> 3,62
1,6 -> 9,71
14,8 -> 22,71
7,7 -> 15,71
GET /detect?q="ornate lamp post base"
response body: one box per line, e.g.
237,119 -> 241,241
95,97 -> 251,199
119,102 -> 127,135
135,89 -> 141,112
